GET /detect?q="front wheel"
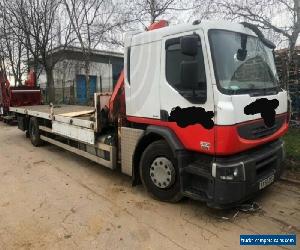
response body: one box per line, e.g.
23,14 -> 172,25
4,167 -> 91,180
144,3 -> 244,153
139,140 -> 182,202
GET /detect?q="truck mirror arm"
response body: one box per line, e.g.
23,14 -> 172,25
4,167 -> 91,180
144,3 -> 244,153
240,22 -> 276,50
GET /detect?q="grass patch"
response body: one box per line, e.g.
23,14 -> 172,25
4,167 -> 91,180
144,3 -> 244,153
283,128 -> 300,171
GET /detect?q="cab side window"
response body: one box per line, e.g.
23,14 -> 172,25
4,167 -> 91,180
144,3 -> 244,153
165,36 -> 207,104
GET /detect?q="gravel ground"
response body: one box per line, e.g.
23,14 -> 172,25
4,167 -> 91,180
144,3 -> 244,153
0,122 -> 299,250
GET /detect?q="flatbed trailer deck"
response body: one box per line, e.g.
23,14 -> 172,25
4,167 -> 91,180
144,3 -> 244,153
10,104 -> 116,169
10,105 -> 95,122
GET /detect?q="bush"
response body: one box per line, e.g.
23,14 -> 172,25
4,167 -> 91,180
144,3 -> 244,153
283,128 -> 300,171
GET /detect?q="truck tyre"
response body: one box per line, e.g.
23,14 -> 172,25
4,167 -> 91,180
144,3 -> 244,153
140,140 -> 183,202
29,117 -> 43,147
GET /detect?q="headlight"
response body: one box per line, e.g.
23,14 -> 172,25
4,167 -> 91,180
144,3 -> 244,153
212,162 -> 245,181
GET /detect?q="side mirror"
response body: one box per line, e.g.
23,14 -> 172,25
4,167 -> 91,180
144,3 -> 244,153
237,48 -> 247,61
181,35 -> 199,56
180,60 -> 199,88
237,34 -> 248,61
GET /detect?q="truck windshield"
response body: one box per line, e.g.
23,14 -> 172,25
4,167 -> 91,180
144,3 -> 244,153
209,30 -> 279,95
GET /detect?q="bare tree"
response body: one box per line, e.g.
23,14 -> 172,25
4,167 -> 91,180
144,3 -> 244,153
0,5 -> 7,77
0,46 -> 7,76
63,0 -> 123,103
0,1 -> 26,85
2,0 -> 58,99
0,6 -> 26,85
137,0 -> 177,23
2,0 -> 74,101
210,0 -> 300,62
124,0 -> 200,27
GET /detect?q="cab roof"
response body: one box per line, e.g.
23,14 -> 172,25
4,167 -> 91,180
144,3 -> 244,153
125,20 -> 257,47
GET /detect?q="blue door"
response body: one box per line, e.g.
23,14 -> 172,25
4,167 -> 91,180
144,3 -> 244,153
76,75 -> 97,104
76,75 -> 86,104
89,76 -> 97,98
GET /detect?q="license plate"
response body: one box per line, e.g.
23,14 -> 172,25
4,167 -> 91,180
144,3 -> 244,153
259,174 -> 274,190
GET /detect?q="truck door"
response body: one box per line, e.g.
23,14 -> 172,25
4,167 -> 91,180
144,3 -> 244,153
159,29 -> 216,154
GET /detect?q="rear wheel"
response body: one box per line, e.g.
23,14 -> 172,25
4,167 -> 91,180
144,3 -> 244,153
29,117 -> 43,147
140,140 -> 182,202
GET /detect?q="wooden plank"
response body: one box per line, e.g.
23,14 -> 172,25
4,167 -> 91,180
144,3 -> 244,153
59,109 -> 95,117
10,105 -> 95,121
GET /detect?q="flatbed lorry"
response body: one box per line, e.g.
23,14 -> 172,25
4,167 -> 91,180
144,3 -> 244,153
10,20 -> 289,208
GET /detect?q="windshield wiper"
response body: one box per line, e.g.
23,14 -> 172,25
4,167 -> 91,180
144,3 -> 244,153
264,87 -> 279,95
248,87 -> 278,97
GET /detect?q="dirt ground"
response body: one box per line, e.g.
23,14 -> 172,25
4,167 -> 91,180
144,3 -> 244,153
0,122 -> 299,250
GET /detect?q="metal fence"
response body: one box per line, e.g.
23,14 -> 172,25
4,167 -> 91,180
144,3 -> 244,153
41,86 -> 77,105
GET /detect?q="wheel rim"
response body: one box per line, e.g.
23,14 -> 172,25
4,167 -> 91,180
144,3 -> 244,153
149,157 -> 175,189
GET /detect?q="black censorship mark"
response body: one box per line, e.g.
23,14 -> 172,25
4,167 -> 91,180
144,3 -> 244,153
168,106 -> 214,129
244,98 -> 279,128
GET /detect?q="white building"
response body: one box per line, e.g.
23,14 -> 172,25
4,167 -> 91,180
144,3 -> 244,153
37,46 -> 123,104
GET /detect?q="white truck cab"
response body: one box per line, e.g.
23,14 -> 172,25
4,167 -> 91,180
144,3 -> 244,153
125,20 -> 287,125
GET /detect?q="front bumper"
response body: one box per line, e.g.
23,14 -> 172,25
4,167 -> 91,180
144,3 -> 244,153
179,139 -> 285,208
